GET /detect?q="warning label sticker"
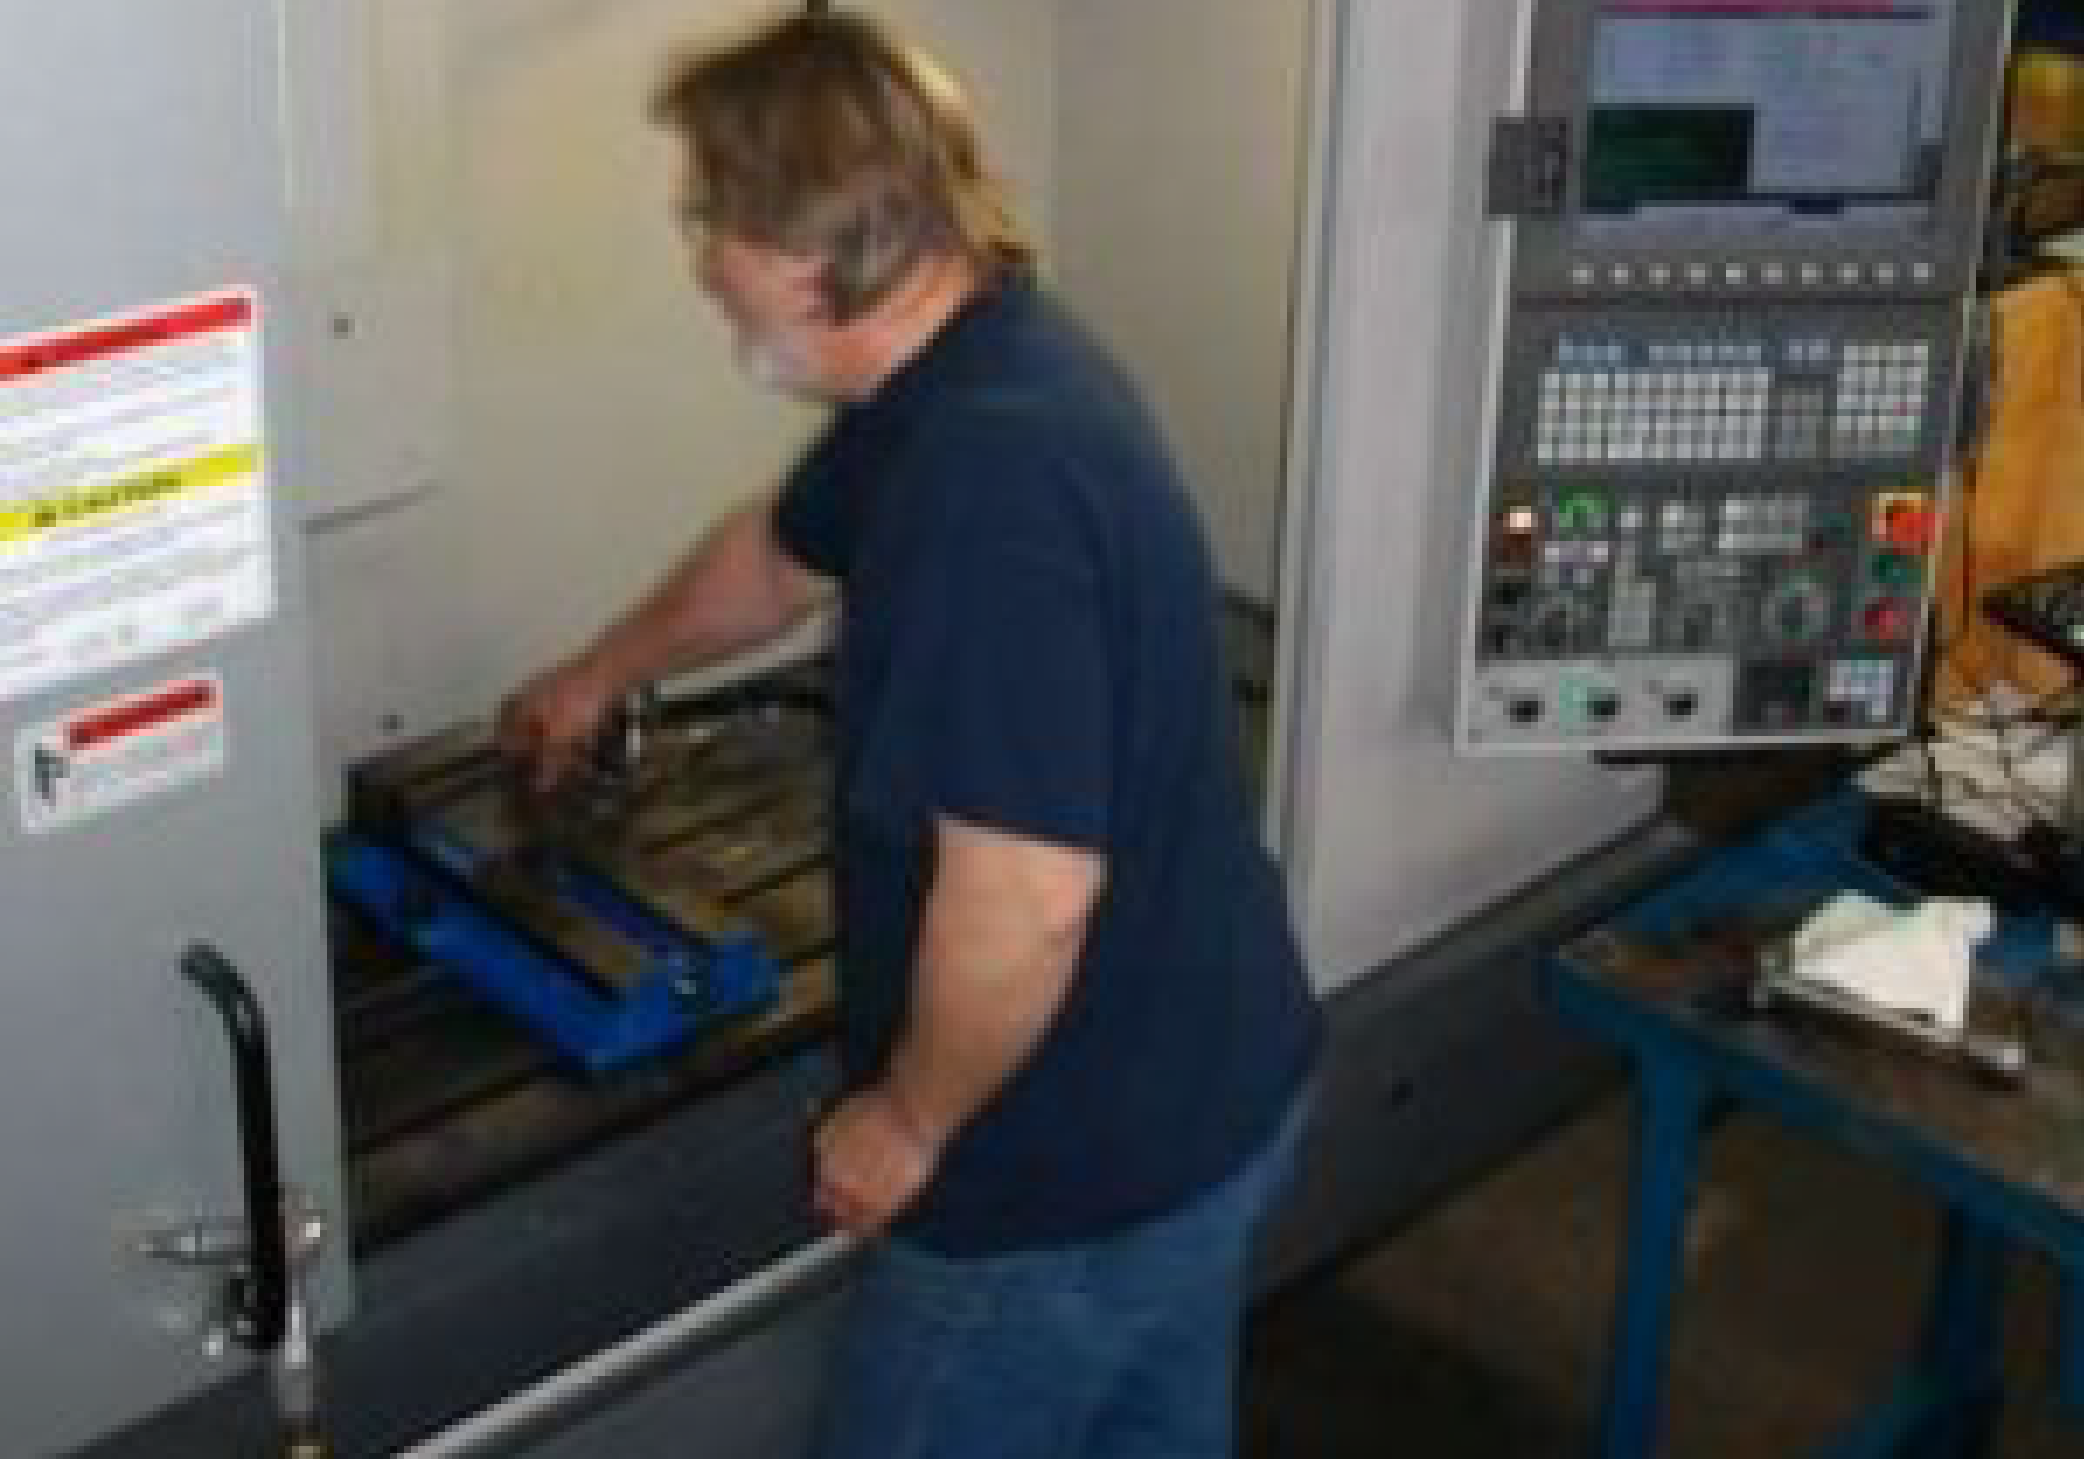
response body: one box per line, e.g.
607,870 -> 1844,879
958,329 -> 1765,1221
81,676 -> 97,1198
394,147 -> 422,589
16,672 -> 228,834
0,291 -> 275,703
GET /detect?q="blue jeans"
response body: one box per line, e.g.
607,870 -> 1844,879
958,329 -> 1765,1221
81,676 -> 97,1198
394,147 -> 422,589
807,1091 -> 1307,1459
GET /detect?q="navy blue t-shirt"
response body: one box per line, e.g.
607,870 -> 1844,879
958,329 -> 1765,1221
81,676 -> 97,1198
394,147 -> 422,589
775,278 -> 1320,1255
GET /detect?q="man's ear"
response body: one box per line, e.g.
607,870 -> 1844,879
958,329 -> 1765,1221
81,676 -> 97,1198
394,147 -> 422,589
778,250 -> 833,325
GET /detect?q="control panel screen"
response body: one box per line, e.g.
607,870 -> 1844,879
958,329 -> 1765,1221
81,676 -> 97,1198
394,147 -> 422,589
1583,1 -> 1954,231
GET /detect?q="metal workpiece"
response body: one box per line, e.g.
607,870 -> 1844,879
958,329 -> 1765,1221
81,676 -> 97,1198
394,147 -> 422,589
591,686 -> 663,789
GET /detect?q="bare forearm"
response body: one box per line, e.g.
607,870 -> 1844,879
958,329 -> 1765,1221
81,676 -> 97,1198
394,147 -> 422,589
881,820 -> 1103,1148
586,498 -> 820,692
884,915 -> 1080,1148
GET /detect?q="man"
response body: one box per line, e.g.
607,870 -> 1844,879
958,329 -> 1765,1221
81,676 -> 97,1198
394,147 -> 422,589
499,11 -> 1320,1456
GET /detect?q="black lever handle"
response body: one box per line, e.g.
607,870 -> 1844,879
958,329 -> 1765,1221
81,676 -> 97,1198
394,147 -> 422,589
181,943 -> 290,1353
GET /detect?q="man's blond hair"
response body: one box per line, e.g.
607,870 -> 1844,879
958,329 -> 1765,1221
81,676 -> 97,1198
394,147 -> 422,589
652,11 -> 1033,322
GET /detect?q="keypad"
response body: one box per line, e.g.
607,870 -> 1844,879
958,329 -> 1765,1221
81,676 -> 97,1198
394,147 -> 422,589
1534,334 -> 1933,468
1537,338 -> 1771,466
1832,342 -> 1929,458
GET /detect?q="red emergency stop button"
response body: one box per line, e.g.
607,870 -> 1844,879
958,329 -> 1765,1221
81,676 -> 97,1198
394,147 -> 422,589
1881,499 -> 1936,552
1863,597 -> 1913,643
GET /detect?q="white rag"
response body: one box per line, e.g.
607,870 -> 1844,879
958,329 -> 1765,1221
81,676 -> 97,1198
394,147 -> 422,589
1783,893 -> 1994,1033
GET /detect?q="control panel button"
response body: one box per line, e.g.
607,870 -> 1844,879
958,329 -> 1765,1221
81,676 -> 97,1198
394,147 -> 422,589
1507,695 -> 1543,727
1572,265 -> 1596,289
1878,496 -> 1937,552
1838,263 -> 1864,287
1587,691 -> 1621,723
1556,491 -> 1610,537
1723,264 -> 1748,287
1686,263 -> 1711,287
1532,597 -> 1587,653
1664,689 -> 1700,721
1863,598 -> 1913,644
1762,576 -> 1835,647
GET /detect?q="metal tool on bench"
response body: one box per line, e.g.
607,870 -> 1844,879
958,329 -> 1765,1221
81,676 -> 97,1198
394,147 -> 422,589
1748,943 -> 2030,1086
327,687 -> 834,1072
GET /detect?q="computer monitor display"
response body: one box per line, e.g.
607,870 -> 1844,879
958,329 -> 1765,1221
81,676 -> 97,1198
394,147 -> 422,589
1583,1 -> 1956,232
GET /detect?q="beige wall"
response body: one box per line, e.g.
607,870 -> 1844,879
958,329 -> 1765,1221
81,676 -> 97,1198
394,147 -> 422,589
301,0 -> 1061,776
1051,0 -> 1311,605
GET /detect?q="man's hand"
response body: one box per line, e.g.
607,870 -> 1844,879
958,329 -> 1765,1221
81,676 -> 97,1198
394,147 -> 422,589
496,497 -> 826,793
812,1086 -> 943,1235
497,654 -> 621,793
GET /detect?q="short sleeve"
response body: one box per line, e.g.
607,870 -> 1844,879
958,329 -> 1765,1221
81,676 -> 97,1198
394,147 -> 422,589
773,414 -> 854,578
850,426 -> 1113,853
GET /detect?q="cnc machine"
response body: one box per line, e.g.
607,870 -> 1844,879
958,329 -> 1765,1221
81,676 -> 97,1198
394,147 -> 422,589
0,2 -> 2010,1455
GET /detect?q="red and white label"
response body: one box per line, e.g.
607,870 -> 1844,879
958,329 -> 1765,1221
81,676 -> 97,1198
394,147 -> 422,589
0,290 -> 274,703
15,672 -> 227,834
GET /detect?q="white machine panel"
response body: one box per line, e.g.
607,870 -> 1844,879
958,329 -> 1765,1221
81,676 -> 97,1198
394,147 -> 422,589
0,5 -> 348,1455
1274,0 -> 1662,988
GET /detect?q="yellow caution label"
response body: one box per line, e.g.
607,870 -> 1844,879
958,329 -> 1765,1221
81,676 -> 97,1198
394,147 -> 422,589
0,444 -> 259,545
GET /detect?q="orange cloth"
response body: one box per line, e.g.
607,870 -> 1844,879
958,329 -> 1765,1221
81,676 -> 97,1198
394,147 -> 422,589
1941,271 -> 2084,704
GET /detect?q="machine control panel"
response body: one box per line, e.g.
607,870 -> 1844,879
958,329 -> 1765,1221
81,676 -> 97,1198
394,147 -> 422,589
1458,0 -> 2011,752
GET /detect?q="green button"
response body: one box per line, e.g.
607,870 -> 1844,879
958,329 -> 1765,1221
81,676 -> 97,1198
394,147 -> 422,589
1558,493 -> 1608,536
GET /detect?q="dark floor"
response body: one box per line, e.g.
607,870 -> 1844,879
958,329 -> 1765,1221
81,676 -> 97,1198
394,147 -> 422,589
1240,753 -> 2081,1456
1243,1100 -> 2074,1456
